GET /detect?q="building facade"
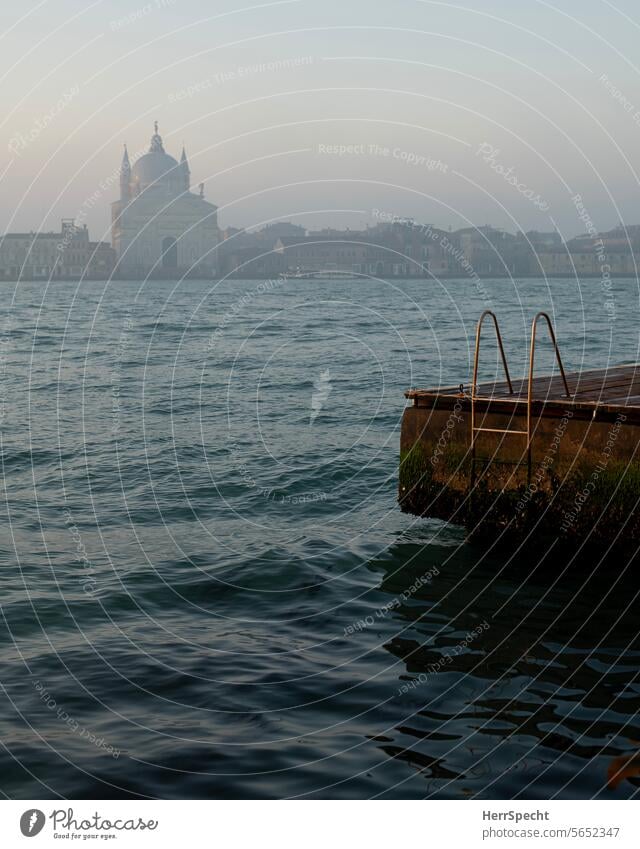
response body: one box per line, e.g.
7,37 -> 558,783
111,123 -> 219,278
0,220 -> 114,280
214,219 -> 640,280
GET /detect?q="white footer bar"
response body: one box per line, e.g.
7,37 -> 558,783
0,800 -> 637,848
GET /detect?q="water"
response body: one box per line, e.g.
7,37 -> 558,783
2,275 -> 640,799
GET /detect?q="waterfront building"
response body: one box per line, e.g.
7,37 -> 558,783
0,220 -> 114,280
111,123 -> 219,278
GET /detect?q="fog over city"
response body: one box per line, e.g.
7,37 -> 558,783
4,0 -> 640,245
7,0 -> 640,818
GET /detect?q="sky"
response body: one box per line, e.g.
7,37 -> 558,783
3,0 -> 640,243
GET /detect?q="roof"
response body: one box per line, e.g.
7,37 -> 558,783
0,232 -> 60,239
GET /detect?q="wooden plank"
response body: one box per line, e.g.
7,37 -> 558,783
571,375 -> 640,403
600,394 -> 640,406
408,364 -> 640,408
488,366 -> 640,401
407,395 -> 640,423
488,364 -> 639,390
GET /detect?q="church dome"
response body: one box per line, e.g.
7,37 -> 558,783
129,122 -> 184,193
131,151 -> 180,189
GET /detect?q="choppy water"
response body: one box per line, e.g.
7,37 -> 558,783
2,275 -> 640,799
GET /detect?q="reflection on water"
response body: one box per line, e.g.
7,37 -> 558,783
373,538 -> 640,798
608,745 -> 640,790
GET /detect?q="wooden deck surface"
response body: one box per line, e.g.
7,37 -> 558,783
406,363 -> 640,421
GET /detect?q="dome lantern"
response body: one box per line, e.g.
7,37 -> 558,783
129,122 -> 182,194
149,120 -> 165,153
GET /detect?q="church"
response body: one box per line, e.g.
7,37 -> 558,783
111,123 -> 219,278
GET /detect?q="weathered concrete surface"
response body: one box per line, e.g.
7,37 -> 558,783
399,399 -> 640,552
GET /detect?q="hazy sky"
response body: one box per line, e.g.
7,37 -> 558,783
3,0 -> 640,242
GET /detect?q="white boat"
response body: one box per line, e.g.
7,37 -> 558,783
281,268 -> 360,280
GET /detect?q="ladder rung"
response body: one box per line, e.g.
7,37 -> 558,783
472,427 -> 528,435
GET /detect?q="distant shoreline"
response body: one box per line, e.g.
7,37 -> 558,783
1,272 -> 638,282
4,274 -> 636,282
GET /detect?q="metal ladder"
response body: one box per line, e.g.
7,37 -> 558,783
471,310 -> 571,481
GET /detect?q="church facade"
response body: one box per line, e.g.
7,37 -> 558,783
111,123 -> 219,278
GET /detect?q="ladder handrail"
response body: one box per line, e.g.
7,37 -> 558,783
470,310 -> 570,483
526,311 -> 571,476
471,310 -> 514,474
527,311 -> 571,402
471,309 -> 514,399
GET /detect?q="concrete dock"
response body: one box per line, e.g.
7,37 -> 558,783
399,313 -> 640,552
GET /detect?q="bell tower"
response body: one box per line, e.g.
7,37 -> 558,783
120,144 -> 131,202
180,145 -> 190,192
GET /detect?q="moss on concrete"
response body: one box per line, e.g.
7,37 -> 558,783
399,444 -> 640,554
